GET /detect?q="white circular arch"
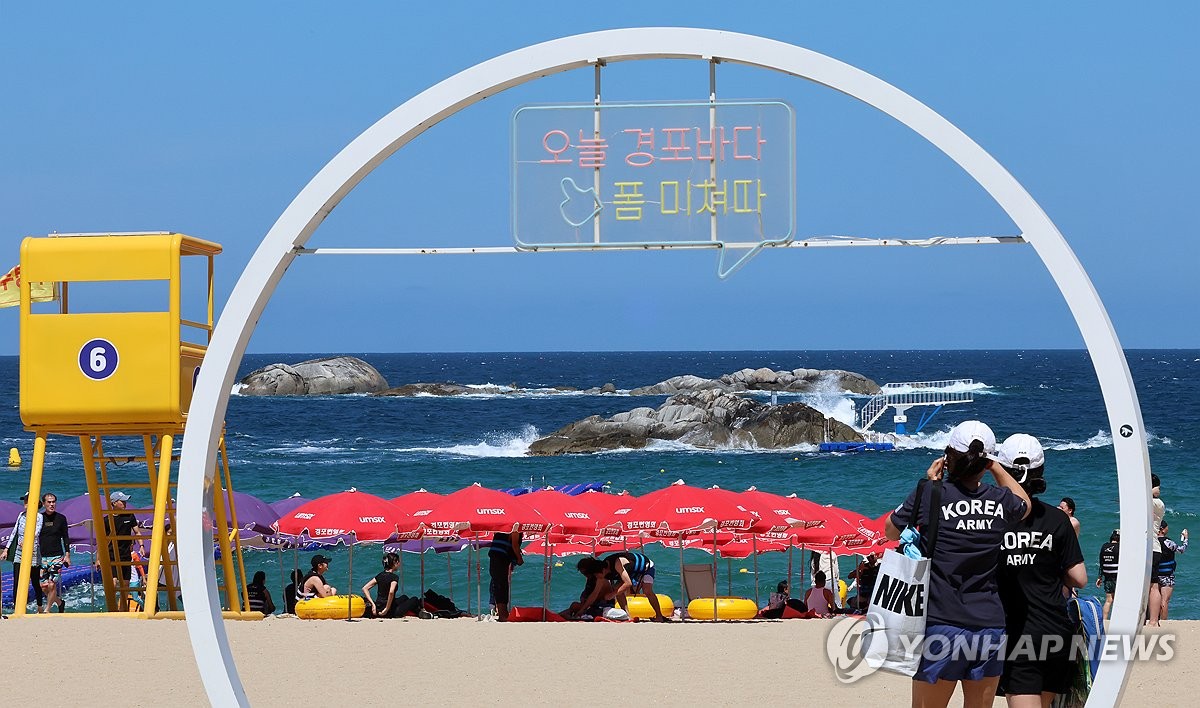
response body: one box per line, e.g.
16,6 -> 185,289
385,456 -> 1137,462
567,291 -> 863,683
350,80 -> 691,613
179,27 -> 1149,706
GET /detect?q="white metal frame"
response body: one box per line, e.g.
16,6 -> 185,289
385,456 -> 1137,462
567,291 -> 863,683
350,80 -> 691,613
178,28 -> 1149,706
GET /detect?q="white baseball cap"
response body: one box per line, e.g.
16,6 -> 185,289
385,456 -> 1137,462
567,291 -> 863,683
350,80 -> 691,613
110,491 -> 131,503
947,420 -> 996,457
996,433 -> 1045,470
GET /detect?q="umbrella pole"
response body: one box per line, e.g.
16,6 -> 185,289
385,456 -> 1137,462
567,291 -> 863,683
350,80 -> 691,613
346,543 -> 355,621
678,541 -> 685,618
712,527 -> 718,623
419,537 -> 425,599
543,540 -> 550,621
277,547 -> 284,606
447,553 -> 453,602
787,544 -> 793,592
399,551 -> 405,596
726,556 -> 732,597
476,542 -> 482,620
752,536 -> 760,608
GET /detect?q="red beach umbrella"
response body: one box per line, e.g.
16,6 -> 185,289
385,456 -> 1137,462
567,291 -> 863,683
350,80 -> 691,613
273,489 -> 413,621
274,489 -> 411,542
390,490 -> 445,540
521,489 -> 602,536
421,483 -> 550,535
603,481 -> 755,536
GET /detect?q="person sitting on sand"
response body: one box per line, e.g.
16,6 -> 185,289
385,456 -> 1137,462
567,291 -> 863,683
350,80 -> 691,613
565,557 -> 618,619
246,571 -> 277,615
848,553 -> 880,611
300,554 -> 336,600
761,580 -> 807,619
804,571 -> 837,616
284,569 -> 304,614
362,552 -> 401,618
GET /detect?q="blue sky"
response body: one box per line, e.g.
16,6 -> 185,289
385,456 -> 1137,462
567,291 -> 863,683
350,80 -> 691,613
2,3 -> 1196,353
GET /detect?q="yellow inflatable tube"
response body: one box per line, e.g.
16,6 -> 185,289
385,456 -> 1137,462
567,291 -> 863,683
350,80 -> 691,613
295,595 -> 365,619
624,594 -> 675,619
687,597 -> 759,620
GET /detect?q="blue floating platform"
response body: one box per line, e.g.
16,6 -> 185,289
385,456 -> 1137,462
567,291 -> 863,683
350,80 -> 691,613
819,442 -> 895,452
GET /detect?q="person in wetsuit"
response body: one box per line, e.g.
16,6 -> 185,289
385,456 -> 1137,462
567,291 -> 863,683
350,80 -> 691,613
38,493 -> 71,614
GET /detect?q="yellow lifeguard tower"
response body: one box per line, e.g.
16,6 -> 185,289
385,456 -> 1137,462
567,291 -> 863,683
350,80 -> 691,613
14,232 -> 253,618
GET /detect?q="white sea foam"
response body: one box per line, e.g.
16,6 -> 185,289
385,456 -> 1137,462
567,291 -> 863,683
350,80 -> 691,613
262,443 -> 350,454
393,425 -> 540,458
880,380 -> 993,395
1046,431 -> 1113,451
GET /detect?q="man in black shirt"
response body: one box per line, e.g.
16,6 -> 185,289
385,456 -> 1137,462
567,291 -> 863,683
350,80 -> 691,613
103,491 -> 140,607
996,434 -> 1087,704
37,493 -> 71,614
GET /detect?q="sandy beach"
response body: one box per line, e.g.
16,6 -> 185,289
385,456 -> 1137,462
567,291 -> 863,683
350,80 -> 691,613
0,615 -> 1190,706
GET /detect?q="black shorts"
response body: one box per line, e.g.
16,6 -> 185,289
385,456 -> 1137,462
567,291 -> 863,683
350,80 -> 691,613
488,554 -> 512,604
1001,642 -> 1075,696
1151,552 -> 1162,584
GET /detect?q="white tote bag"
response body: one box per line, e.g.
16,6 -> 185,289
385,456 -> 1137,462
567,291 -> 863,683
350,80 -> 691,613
862,548 -> 931,676
862,479 -> 940,677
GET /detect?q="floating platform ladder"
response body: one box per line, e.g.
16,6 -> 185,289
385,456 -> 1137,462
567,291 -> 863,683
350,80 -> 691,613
13,232 -> 255,619
857,379 -> 975,434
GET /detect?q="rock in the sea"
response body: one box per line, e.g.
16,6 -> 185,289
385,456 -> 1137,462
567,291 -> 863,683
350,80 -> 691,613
628,367 -> 879,396
375,382 -> 507,397
238,356 -> 389,396
527,389 -> 862,455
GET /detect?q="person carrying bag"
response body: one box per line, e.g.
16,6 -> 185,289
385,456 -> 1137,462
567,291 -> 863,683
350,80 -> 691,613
864,477 -> 942,676
880,421 -> 1031,708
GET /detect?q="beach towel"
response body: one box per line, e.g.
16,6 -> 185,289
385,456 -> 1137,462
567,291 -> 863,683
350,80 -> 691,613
863,479 -> 941,677
507,607 -> 567,622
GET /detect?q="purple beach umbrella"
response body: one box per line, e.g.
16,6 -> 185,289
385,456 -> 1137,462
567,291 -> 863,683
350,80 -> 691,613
269,493 -> 310,518
0,499 -> 22,530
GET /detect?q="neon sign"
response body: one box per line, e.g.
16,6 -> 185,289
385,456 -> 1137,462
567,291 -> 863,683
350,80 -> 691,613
512,100 -> 795,276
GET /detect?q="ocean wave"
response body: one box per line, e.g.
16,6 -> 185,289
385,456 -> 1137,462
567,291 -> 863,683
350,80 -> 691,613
391,425 -> 540,458
261,444 -> 351,454
880,381 -> 993,395
1045,431 -> 1113,451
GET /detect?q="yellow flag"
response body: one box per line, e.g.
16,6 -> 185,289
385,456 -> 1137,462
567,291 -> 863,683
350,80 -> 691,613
0,265 -> 56,309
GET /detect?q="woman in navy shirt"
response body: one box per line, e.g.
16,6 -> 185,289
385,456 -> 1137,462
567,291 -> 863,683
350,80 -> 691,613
886,421 -> 1030,708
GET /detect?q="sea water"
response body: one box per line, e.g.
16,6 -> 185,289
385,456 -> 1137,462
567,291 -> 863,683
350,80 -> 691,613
1,350 -> 1195,616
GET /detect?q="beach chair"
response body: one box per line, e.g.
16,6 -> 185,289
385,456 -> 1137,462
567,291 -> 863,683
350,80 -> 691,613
682,563 -> 717,603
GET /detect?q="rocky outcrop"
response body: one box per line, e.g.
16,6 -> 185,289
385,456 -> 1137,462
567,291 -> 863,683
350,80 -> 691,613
238,356 -> 389,396
527,389 -> 862,455
374,382 -> 619,397
376,382 -> 503,397
628,367 -> 879,396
